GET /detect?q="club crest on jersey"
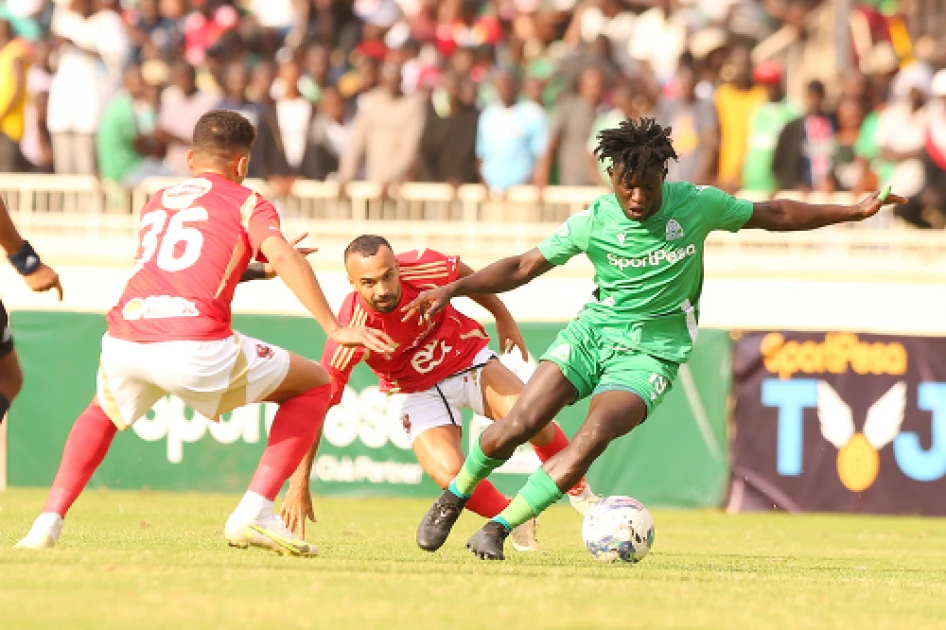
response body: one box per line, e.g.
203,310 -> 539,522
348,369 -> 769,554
616,233 -> 626,245
665,219 -> 684,241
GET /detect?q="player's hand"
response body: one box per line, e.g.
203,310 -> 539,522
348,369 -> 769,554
280,484 -> 316,539
262,233 -> 318,279
497,317 -> 528,361
329,325 -> 396,356
856,189 -> 907,220
400,285 -> 454,324
24,263 -> 63,302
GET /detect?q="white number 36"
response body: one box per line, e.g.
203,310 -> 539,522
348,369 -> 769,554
134,207 -> 208,273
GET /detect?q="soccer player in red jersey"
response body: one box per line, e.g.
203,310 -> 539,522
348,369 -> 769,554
15,111 -> 394,555
279,235 -> 599,551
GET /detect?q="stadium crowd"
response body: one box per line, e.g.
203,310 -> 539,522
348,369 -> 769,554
0,0 -> 943,227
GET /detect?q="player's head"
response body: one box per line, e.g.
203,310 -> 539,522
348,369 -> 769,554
344,235 -> 401,314
187,110 -> 257,183
594,117 -> 678,222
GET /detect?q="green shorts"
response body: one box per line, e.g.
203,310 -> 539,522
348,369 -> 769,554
540,318 -> 680,415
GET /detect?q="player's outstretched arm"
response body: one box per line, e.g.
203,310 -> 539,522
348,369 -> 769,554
0,197 -> 62,300
743,189 -> 906,232
239,233 -> 317,283
458,261 -> 528,360
259,235 -> 396,355
402,248 -> 554,323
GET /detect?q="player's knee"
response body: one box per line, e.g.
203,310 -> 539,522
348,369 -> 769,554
427,464 -> 460,489
504,408 -> 548,442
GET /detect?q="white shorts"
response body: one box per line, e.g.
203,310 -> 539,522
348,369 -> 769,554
97,332 -> 291,430
400,347 -> 497,444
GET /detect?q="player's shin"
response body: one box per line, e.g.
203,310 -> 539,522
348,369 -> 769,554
44,402 -> 118,517
529,422 -> 592,497
448,437 -> 508,499
492,467 -> 563,531
248,383 -> 330,501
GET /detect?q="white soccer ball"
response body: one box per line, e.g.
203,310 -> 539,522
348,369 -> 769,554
581,495 -> 655,564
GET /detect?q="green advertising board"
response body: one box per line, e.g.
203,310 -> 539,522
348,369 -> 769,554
8,311 -> 732,507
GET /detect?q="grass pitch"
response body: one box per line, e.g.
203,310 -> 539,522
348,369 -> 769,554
1,489 -> 946,629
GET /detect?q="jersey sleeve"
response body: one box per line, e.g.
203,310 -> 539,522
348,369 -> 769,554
397,249 -> 460,287
696,186 -> 754,233
537,208 -> 593,265
242,194 -> 284,261
320,294 -> 366,407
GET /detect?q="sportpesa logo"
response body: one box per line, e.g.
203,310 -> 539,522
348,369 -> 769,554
607,244 -> 697,270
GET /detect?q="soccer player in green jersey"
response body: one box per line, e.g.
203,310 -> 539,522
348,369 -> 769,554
403,117 -> 906,560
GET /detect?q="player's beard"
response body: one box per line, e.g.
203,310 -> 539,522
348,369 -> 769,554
372,292 -> 400,313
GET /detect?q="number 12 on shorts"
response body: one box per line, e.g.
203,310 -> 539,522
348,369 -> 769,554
648,373 -> 668,401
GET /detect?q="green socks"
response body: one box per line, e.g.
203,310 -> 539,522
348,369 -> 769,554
493,467 -> 564,531
448,437 -> 507,499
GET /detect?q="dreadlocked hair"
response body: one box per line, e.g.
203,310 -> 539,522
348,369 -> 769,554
594,117 -> 678,186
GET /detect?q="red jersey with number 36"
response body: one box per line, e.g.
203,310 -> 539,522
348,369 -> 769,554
107,174 -> 283,342
322,250 -> 491,403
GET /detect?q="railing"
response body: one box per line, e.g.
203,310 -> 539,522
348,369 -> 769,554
0,175 -> 943,277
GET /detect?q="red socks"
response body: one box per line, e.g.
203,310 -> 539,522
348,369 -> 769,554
465,480 -> 511,518
530,423 -> 589,497
44,401 -> 118,517
248,383 -> 330,500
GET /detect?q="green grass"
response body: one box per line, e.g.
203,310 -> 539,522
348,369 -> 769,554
2,489 -> 946,629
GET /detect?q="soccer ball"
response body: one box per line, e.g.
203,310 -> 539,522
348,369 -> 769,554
581,495 -> 655,564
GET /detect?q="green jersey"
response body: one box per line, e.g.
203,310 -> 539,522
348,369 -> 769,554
537,182 -> 753,363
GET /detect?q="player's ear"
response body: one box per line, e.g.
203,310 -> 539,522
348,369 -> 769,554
236,156 -> 249,180
186,150 -> 194,171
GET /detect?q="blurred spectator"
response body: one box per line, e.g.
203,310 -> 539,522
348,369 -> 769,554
535,65 -> 605,187
629,0 -> 687,86
248,58 -> 277,106
305,86 -> 350,181
48,0 -> 129,175
253,55 -> 314,197
714,46 -> 767,191
417,71 -> 478,186
156,60 -> 218,177
183,0 -> 239,67
476,69 -> 547,192
566,0 -> 636,75
218,61 -> 260,128
20,37 -> 53,173
895,70 -> 946,229
557,34 -> 621,95
97,64 -> 168,187
0,19 -> 29,172
299,40 -> 335,103
852,43 -> 901,193
338,60 -> 425,192
875,64 -> 931,200
773,80 -> 835,192
125,0 -> 185,63
435,0 -> 502,58
830,94 -> 868,192
740,60 -> 800,195
658,63 -> 719,185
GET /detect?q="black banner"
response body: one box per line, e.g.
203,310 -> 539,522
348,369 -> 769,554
730,331 -> 946,515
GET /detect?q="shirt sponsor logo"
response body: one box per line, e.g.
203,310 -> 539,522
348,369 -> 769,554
122,295 -> 200,320
162,178 -> 213,210
607,244 -> 697,270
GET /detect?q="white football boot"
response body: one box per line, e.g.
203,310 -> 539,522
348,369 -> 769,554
14,513 -> 63,549
510,518 -> 540,552
225,508 -> 318,557
567,480 -> 604,516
